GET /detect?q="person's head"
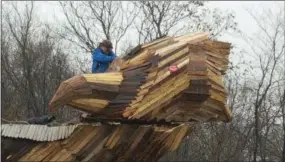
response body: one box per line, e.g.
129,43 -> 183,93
99,40 -> 113,54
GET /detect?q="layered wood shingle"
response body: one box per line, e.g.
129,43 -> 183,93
48,32 -> 232,122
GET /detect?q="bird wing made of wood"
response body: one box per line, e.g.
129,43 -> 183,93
49,32 -> 232,122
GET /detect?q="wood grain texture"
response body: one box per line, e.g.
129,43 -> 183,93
2,124 -> 191,162
48,32 -> 232,122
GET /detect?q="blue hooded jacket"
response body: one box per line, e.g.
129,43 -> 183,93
92,48 -> 116,73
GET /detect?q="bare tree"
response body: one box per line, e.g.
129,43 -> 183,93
133,1 -> 237,43
2,2 -> 74,119
242,6 -> 285,161
280,87 -> 285,162
133,1 -> 202,43
59,1 -> 138,55
161,3 -> 284,162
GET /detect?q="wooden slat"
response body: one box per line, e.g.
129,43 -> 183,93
46,32 -> 232,123
141,36 -> 172,48
83,73 -> 123,83
131,71 -> 190,119
173,32 -> 202,41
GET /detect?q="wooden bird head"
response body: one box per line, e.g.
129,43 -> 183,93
49,32 -> 232,123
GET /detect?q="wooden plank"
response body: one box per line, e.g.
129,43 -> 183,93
33,143 -> 57,161
49,149 -> 67,161
82,137 -> 108,162
173,32 -> 202,41
223,106 -> 232,121
147,38 -> 175,51
203,98 -> 225,111
158,47 -> 189,68
105,127 -> 121,149
123,44 -> 142,60
131,73 -> 190,119
125,50 -> 151,68
41,142 -> 62,161
136,81 -> 189,119
71,127 -> 98,153
179,33 -> 209,44
201,40 -> 231,49
155,42 -> 187,57
169,125 -> 189,151
56,149 -> 72,162
142,36 -> 172,48
155,57 -> 189,84
72,98 -> 108,107
88,83 -> 120,92
83,73 -> 123,82
69,99 -> 109,113
20,144 -> 46,161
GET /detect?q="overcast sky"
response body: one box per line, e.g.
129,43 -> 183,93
33,1 -> 283,44
3,1 -> 284,69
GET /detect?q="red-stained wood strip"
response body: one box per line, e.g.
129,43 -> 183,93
158,52 -> 190,71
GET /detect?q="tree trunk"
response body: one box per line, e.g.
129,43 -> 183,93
254,105 -> 259,162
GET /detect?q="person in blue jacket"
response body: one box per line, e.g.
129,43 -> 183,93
92,40 -> 116,73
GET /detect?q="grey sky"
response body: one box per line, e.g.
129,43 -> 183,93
32,1 -> 283,47
3,1 -> 284,71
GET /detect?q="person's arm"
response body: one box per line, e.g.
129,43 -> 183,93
93,49 -> 116,63
109,51 -> 117,58
92,62 -> 97,73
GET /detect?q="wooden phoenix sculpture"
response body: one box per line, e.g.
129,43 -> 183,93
49,32 -> 232,122
1,32 -> 232,162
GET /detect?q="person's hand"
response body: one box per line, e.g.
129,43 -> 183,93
107,58 -> 124,72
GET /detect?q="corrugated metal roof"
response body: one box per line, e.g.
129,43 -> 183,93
1,124 -> 79,141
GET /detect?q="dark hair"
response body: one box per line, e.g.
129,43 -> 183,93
100,40 -> 113,48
